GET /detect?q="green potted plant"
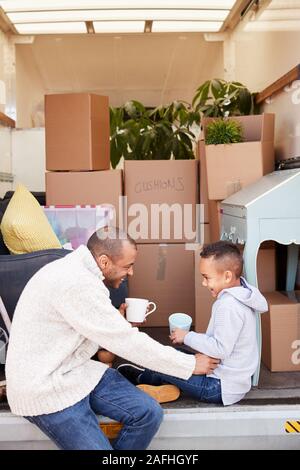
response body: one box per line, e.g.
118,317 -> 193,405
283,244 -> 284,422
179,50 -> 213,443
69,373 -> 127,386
110,99 -> 200,169
202,113 -> 274,200
193,79 -> 274,201
110,100 -> 201,244
205,118 -> 243,145
192,78 -> 257,118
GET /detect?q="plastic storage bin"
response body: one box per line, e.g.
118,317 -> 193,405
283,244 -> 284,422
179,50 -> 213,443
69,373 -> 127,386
43,205 -> 113,249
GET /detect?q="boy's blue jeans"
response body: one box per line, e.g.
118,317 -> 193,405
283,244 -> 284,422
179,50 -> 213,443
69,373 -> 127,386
138,369 -> 222,404
138,348 -> 223,405
25,368 -> 163,450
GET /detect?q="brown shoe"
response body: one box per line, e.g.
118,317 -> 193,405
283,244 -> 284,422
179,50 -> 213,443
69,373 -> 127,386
99,422 -> 123,439
137,384 -> 180,403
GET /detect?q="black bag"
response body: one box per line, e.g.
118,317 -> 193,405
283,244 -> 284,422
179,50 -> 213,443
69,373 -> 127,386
276,156 -> 300,170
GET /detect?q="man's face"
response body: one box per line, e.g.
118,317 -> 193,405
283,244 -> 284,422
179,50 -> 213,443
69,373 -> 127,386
199,256 -> 230,298
98,241 -> 137,289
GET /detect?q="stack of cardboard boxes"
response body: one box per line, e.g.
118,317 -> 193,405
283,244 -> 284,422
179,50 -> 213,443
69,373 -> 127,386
44,93 -> 123,223
125,160 -> 199,327
43,97 -> 298,372
199,114 -> 275,243
196,114 -> 277,333
197,113 -> 300,372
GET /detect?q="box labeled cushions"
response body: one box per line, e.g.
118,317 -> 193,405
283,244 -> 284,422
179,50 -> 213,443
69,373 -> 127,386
124,160 -> 198,243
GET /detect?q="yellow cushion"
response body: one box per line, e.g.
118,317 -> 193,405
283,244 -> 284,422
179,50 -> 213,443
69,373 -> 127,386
0,184 -> 61,254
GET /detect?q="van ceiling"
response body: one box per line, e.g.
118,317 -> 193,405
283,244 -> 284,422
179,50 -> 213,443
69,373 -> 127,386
16,33 -> 224,108
11,0 -> 300,125
0,1 -> 238,35
4,0 -> 245,117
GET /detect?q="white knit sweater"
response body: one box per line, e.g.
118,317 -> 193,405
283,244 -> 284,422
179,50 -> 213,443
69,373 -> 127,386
6,246 -> 195,416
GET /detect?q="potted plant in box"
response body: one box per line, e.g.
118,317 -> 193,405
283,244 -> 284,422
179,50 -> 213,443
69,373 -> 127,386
202,114 -> 274,200
192,78 -> 257,118
205,118 -> 243,145
109,99 -> 200,169
110,100 -> 201,244
192,78 -> 274,201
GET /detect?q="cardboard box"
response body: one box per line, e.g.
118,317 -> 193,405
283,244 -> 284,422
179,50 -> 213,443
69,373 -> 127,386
124,160 -> 199,243
128,243 -> 195,327
195,224 -> 214,332
208,200 -> 222,242
202,114 -> 275,200
239,244 -> 276,293
262,291 -> 300,372
45,93 -> 110,171
256,246 -> 276,292
45,170 -> 123,226
195,241 -> 276,333
198,141 -> 209,224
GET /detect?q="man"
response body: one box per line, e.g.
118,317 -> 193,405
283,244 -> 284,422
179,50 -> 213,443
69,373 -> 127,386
6,227 -> 219,450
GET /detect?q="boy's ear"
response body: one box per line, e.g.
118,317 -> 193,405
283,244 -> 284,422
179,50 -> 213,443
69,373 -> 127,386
224,270 -> 233,283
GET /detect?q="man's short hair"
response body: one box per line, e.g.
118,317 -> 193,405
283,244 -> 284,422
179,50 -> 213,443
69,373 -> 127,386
200,241 -> 243,278
87,226 -> 136,261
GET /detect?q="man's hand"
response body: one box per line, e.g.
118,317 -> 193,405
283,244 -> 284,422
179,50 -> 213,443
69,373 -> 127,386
119,302 -> 147,328
169,328 -> 188,344
193,353 -> 220,375
118,303 -> 127,317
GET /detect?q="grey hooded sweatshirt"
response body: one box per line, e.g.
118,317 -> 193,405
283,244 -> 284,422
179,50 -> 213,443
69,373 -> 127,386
184,277 -> 268,405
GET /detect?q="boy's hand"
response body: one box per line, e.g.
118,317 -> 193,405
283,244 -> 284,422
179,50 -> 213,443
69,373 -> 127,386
97,349 -> 116,365
170,328 -> 188,344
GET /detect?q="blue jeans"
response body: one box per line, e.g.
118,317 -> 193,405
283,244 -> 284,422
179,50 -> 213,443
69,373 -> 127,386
138,347 -> 222,405
139,369 -> 222,404
25,368 -> 163,450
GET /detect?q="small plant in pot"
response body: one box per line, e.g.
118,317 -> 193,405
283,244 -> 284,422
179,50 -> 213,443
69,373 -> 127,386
205,118 -> 243,145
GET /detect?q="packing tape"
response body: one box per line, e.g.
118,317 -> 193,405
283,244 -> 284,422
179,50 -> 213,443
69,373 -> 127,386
156,244 -> 168,281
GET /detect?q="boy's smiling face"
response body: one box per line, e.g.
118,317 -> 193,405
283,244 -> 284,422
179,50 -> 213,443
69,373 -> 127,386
199,256 -> 237,298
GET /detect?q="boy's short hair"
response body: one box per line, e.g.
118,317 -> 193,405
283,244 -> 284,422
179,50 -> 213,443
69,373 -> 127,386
200,241 -> 243,278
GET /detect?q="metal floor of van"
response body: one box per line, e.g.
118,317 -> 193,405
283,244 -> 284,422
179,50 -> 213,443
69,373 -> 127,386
0,327 -> 299,450
142,327 -> 300,395
135,328 -> 300,449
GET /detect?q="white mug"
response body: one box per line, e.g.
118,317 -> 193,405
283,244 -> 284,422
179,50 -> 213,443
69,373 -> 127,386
125,298 -> 157,323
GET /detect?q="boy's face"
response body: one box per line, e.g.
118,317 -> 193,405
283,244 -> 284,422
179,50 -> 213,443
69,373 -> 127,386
199,256 -> 235,298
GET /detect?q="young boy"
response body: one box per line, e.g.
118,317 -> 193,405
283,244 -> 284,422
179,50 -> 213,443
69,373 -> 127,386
118,241 -> 268,406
